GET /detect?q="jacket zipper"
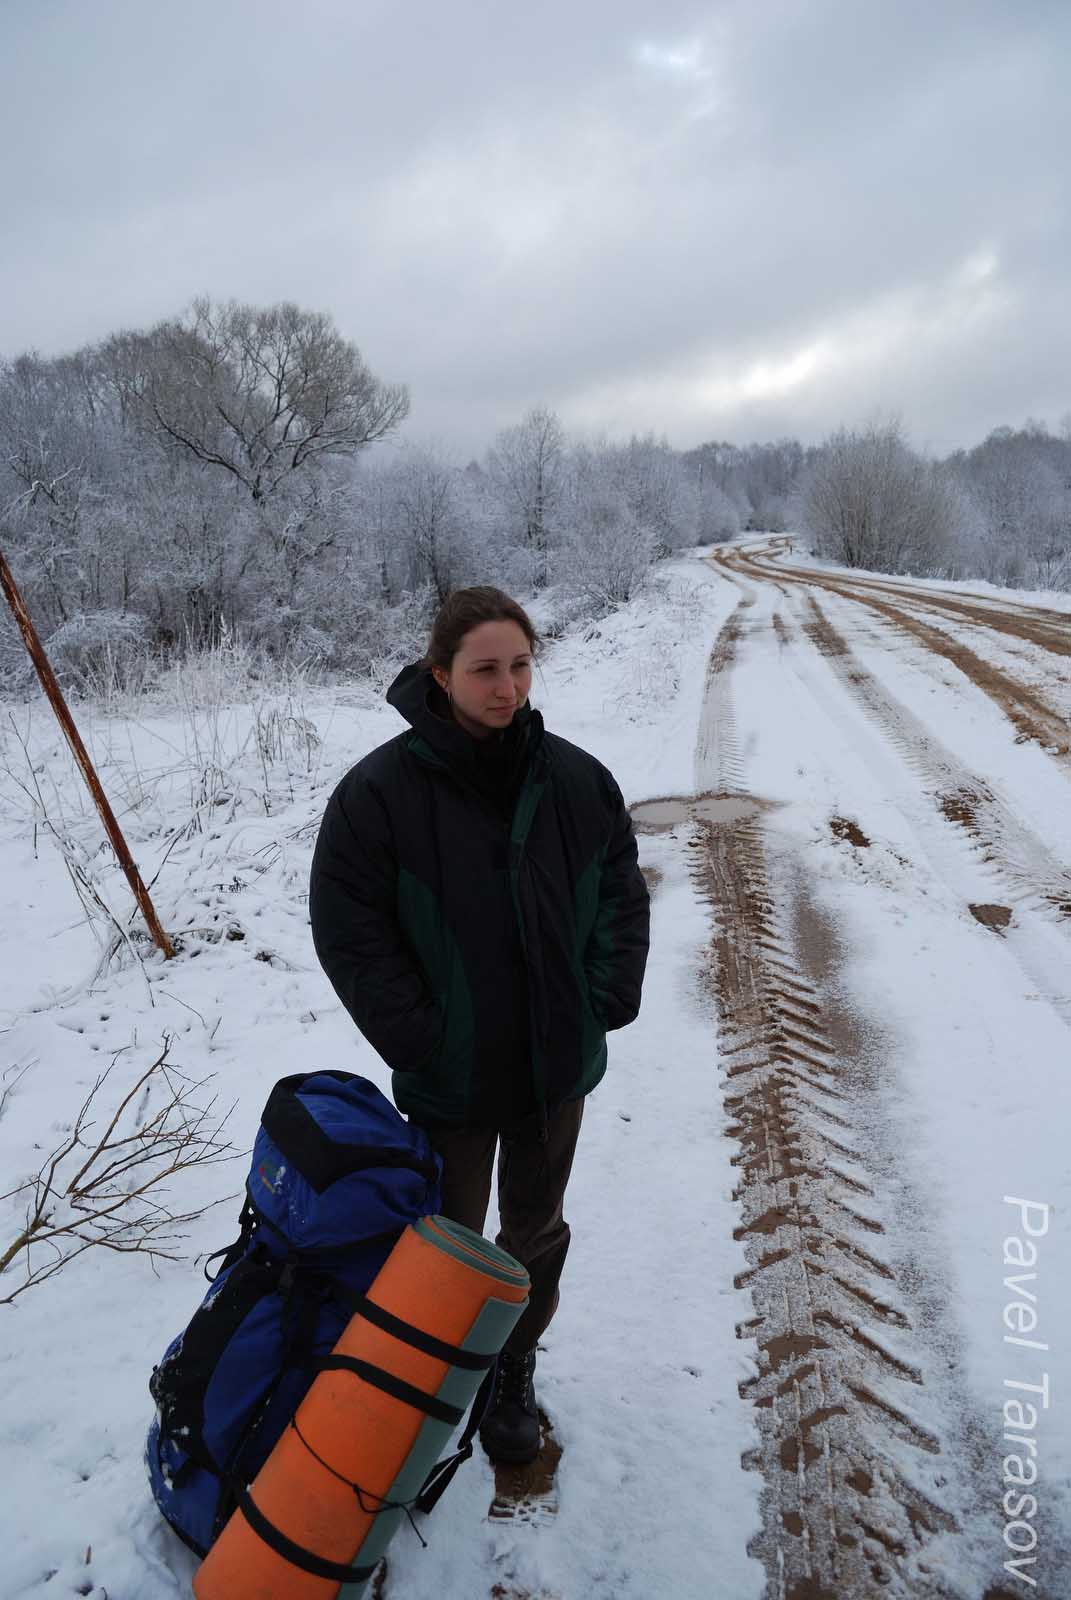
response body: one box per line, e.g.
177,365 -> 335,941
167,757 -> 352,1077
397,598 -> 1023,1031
407,736 -> 549,1115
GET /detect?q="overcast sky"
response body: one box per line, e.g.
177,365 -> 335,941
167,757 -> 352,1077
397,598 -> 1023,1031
2,0 -> 1069,459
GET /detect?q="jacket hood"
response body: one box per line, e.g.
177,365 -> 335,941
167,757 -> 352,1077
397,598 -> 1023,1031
385,659 -> 543,793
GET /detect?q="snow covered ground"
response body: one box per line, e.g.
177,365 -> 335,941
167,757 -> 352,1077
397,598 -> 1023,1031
1,544 -> 1069,1598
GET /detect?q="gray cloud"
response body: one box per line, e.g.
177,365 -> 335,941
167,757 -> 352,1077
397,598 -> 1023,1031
2,0 -> 1068,456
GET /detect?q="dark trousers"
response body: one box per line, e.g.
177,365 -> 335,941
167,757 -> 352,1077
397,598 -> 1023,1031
414,1098 -> 585,1357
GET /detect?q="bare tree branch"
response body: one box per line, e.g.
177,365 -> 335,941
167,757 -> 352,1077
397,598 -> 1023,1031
1,1037 -> 241,1305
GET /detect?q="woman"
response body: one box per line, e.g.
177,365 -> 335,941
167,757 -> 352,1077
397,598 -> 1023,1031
309,585 -> 650,1464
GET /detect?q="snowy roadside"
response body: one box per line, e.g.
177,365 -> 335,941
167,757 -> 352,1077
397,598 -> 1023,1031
738,536 -> 1071,616
0,556 -> 764,1600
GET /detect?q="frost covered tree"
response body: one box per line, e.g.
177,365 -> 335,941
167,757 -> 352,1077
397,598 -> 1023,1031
948,424 -> 1071,589
554,443 -> 659,609
798,419 -> 960,574
349,460 -> 408,607
348,445 -> 491,613
680,445 -> 744,541
0,353 -> 99,626
389,445 -> 466,603
742,439 -> 806,531
0,302 -> 413,683
681,437 -> 804,532
603,433 -> 698,556
487,407 -> 566,589
99,298 -> 408,504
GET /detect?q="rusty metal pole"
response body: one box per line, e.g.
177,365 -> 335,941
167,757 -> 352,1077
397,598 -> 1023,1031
0,543 -> 176,959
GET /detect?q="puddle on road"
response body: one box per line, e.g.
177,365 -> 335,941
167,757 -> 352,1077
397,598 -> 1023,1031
631,791 -> 768,832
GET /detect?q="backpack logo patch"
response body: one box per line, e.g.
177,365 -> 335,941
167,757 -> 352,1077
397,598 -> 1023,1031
258,1158 -> 285,1194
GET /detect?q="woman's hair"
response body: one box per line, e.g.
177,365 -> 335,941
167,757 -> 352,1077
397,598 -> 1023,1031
422,586 -> 542,673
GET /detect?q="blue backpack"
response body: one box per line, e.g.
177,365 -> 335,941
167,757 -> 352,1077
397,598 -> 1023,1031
145,1070 -> 446,1557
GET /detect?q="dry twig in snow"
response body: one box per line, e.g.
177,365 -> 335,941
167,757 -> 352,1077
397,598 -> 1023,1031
0,1035 -> 240,1305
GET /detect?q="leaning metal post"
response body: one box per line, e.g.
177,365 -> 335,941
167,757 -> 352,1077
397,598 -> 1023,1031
0,543 -> 176,960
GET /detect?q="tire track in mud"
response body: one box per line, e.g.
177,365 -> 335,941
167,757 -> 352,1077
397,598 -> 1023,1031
729,546 -> 1071,661
711,546 -> 1071,927
812,589 -> 1071,764
790,594 -> 1071,1011
694,598 -> 750,791
714,546 -> 1071,764
692,817 -> 961,1599
682,609 -> 965,1598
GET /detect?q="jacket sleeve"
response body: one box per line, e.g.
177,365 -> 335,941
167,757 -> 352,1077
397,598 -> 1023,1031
308,771 -> 443,1074
584,772 -> 651,1031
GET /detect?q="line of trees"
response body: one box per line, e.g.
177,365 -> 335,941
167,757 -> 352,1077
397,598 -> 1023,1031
1,297 -> 1068,696
797,416 -> 1071,587
0,298 -> 740,691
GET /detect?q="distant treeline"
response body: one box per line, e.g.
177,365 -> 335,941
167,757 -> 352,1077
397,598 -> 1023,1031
1,296 -> 1067,693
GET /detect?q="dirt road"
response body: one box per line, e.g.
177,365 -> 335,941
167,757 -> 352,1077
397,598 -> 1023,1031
632,542 -> 1071,1600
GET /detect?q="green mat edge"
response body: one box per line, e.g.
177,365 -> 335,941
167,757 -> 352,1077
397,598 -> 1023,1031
413,1213 -> 530,1286
330,1217 -> 530,1598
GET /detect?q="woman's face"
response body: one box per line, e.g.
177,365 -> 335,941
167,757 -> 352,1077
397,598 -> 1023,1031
432,620 -> 533,740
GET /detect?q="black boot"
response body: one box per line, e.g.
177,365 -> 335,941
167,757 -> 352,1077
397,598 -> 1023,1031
479,1347 -> 540,1464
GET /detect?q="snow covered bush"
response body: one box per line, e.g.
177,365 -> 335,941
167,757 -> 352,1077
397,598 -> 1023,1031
44,610 -> 151,697
797,420 -> 960,575
557,489 -> 659,613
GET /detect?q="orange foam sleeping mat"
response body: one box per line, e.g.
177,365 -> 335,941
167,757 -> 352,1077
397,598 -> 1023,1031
193,1213 -> 530,1600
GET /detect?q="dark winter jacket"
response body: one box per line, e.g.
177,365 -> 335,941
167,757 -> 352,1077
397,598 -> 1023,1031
308,661 -> 650,1130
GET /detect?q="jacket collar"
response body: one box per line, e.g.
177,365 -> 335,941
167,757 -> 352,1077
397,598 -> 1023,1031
385,660 -> 544,786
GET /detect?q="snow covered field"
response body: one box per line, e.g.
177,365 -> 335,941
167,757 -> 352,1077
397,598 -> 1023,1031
1,544 -> 1069,1598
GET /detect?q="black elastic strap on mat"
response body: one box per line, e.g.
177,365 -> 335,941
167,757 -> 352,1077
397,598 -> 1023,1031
316,1354 -> 464,1426
236,1487 -> 376,1584
331,1282 -> 496,1371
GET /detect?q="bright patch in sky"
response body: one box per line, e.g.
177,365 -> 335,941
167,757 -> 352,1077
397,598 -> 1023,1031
957,246 -> 999,287
560,242 -> 1016,442
633,37 -> 712,81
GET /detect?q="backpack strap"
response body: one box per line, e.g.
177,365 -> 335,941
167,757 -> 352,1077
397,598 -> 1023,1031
202,1195 -> 257,1283
413,1362 -> 497,1514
